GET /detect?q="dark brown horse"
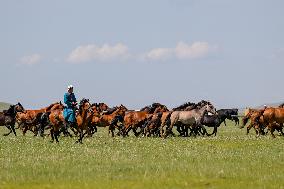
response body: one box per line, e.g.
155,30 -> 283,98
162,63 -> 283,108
122,103 -> 168,137
91,104 -> 128,137
48,98 -> 93,143
0,103 -> 25,136
75,98 -> 94,143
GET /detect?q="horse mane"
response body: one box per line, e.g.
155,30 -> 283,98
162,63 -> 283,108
79,98 -> 89,114
45,102 -> 59,111
173,102 -> 196,111
4,105 -> 15,115
91,103 -> 99,108
103,107 -> 118,115
17,102 -> 25,111
140,103 -> 163,113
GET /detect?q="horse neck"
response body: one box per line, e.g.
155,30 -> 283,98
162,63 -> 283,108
198,106 -> 208,115
79,106 -> 88,120
44,103 -> 57,111
6,107 -> 16,116
112,108 -> 123,116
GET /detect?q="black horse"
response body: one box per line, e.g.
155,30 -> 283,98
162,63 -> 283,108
200,113 -> 227,136
200,109 -> 239,136
217,109 -> 239,126
0,103 -> 25,136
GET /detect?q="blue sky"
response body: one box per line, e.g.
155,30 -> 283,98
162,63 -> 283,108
0,0 -> 284,109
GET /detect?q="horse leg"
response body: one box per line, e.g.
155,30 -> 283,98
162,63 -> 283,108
11,124 -> 17,136
109,124 -> 115,137
132,126 -> 139,137
246,124 -> 252,135
76,128 -> 84,144
270,127 -> 276,138
22,126 -> 28,136
176,125 -> 183,136
255,125 -> 260,137
54,130 -> 59,143
50,129 -> 55,143
199,124 -> 208,136
3,125 -> 12,136
33,126 -> 39,137
214,126 -> 218,136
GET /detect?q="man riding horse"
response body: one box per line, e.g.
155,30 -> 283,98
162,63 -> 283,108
63,85 -> 77,130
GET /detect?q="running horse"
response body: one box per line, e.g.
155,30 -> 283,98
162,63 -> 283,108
163,102 -> 217,138
75,98 -> 94,143
255,107 -> 284,138
121,103 -> 168,137
241,108 -> 266,136
48,98 -> 93,143
91,104 -> 128,137
162,100 -> 211,136
15,102 -> 64,136
0,103 -> 25,136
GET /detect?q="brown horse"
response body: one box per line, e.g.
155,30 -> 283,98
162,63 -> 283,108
75,98 -> 94,143
16,102 -> 64,136
241,108 -> 265,136
122,103 -> 168,137
257,107 -> 284,138
48,98 -> 93,143
142,112 -> 163,137
91,103 -> 109,113
91,104 -> 128,137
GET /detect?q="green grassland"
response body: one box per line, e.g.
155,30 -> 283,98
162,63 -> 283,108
0,120 -> 283,189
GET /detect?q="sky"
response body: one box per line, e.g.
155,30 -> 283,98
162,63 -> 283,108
0,0 -> 284,109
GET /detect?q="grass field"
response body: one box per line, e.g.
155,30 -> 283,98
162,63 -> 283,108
0,120 -> 283,189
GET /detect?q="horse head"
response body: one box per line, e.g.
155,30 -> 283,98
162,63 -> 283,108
4,105 -> 16,116
115,104 -> 128,116
79,98 -> 92,114
15,102 -> 25,113
203,103 -> 217,115
99,103 -> 109,111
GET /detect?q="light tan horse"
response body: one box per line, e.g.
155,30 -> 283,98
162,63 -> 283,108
163,104 -> 216,138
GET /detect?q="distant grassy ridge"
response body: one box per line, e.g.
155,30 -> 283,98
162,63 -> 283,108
0,102 -> 11,111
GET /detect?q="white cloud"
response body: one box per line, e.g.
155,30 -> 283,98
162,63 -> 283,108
66,41 -> 219,63
145,41 -> 218,61
20,54 -> 42,65
175,41 -> 210,59
145,48 -> 173,61
67,43 -> 130,63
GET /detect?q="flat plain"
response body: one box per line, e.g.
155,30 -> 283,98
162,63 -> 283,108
0,120 -> 283,189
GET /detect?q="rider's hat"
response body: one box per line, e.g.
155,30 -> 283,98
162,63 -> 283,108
67,85 -> 74,89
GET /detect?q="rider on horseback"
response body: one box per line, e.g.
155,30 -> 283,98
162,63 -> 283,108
63,85 -> 77,131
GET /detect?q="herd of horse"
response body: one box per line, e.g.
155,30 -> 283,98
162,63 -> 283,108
0,99 -> 283,143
